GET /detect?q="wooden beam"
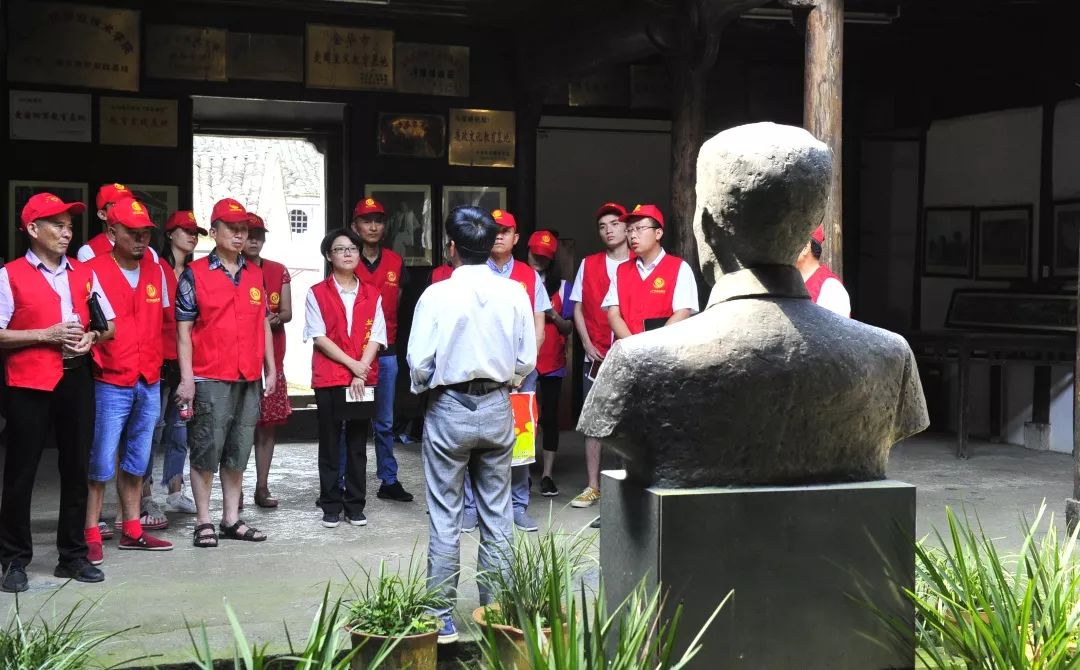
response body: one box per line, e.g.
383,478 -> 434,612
803,0 -> 844,278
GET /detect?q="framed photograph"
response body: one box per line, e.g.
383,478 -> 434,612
126,184 -> 179,250
1051,199 -> 1080,278
922,207 -> 973,278
975,205 -> 1032,280
377,113 -> 446,158
7,180 -> 88,259
364,184 -> 433,266
441,185 -> 507,221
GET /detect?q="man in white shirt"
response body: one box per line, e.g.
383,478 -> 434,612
407,205 -> 536,645
796,225 -> 850,318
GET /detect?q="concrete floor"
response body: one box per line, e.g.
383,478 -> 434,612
0,430 -> 1073,667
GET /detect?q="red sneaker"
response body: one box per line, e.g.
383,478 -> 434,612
87,541 -> 104,565
118,533 -> 173,551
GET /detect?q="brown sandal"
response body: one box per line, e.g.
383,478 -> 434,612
254,487 -> 278,509
193,523 -> 218,548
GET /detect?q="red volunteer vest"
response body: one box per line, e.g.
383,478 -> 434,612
805,264 -> 843,303
355,249 -> 402,346
310,276 -> 380,388
537,282 -> 568,375
88,253 -> 164,386
86,232 -> 112,258
615,253 -> 683,336
260,258 -> 288,366
189,257 -> 266,382
580,253 -> 632,357
4,256 -> 93,391
160,258 -> 178,360
507,259 -> 538,310
431,264 -> 453,284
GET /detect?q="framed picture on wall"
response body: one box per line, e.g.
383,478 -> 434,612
126,184 -> 179,249
922,207 -> 973,277
1051,199 -> 1080,278
975,205 -> 1032,280
7,180 -> 88,259
441,185 -> 508,265
377,113 -> 446,158
363,184 -> 433,266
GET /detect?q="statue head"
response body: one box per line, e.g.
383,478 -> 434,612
693,122 -> 832,285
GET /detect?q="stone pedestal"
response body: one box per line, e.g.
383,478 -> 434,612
1024,422 -> 1051,451
600,471 -> 916,669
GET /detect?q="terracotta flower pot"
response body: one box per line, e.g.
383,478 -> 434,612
472,605 -> 566,670
345,625 -> 438,670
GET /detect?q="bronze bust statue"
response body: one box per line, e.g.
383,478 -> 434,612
578,122 -> 929,487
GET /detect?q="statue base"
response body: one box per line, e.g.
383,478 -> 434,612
600,470 -> 916,669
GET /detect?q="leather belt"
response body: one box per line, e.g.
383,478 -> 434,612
444,378 -> 506,395
62,354 -> 88,370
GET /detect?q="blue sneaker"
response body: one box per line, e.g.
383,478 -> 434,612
437,615 -> 459,644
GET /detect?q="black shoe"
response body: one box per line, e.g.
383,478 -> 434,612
345,512 -> 367,526
1,563 -> 28,593
53,558 -> 104,583
377,481 -> 414,502
590,517 -> 601,529
540,476 -> 559,497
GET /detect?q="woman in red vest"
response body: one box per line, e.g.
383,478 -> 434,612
304,228 -> 385,528
243,213 -> 292,509
526,231 -> 574,498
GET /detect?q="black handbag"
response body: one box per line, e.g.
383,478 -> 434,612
88,292 -> 109,332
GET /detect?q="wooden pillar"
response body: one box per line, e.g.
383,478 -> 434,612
670,58 -> 713,273
803,0 -> 844,278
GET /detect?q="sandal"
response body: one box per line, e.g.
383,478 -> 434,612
218,519 -> 266,542
254,487 -> 278,509
193,523 -> 218,548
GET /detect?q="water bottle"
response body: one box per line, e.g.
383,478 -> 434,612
178,401 -> 194,422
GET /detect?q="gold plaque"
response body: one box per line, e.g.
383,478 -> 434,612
449,109 -> 515,168
99,97 -> 178,147
395,43 -> 469,97
145,25 -> 227,82
7,1 -> 140,92
305,24 -> 393,90
228,32 -> 303,82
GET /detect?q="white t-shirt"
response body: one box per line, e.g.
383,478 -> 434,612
76,239 -> 159,263
816,277 -> 851,318
569,254 -> 628,303
303,276 -> 387,345
601,249 -> 700,313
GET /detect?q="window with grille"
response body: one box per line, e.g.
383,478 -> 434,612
289,209 -> 308,234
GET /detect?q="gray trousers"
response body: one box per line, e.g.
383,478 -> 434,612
423,387 -> 514,617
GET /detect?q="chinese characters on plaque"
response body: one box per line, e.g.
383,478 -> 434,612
9,91 -> 91,142
395,43 -> 469,97
306,24 -> 394,90
145,25 -> 227,82
228,33 -> 303,82
99,97 -> 178,147
7,1 -> 140,92
448,109 -> 515,168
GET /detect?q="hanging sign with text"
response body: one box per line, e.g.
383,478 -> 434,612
395,43 -> 469,97
145,25 -> 227,82
99,97 -> 178,147
228,33 -> 303,82
7,1 -> 140,92
9,90 -> 92,142
305,24 -> 394,90
448,109 -> 515,168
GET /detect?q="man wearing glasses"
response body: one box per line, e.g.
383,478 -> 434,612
603,204 -> 699,339
350,198 -> 413,503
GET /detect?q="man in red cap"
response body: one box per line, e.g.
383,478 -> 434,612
603,204 -> 699,338
0,193 -> 116,591
83,198 -> 174,564
175,197 -> 276,548
568,202 -> 632,510
77,183 -> 132,262
460,209 -> 549,533
351,197 -> 414,503
796,225 -> 850,317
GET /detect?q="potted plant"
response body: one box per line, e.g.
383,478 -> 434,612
343,555 -> 449,670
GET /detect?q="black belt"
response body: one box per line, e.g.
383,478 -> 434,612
444,378 -> 506,395
62,354 -> 88,370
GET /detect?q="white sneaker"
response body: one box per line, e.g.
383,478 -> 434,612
165,491 -> 197,514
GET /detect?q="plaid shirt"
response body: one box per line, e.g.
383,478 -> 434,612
174,250 -> 250,322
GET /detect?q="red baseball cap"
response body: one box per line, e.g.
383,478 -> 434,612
621,203 -> 665,228
353,197 -> 385,218
247,213 -> 267,230
595,202 -> 627,220
96,183 -> 131,210
20,192 -> 86,230
210,198 -> 251,224
106,197 -> 155,229
528,230 -> 558,259
165,210 -> 208,235
811,225 -> 825,244
492,209 -> 517,229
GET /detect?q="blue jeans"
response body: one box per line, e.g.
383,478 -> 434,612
423,388 -> 514,617
373,354 -> 399,485
90,379 -> 160,482
146,381 -> 188,488
463,369 -> 537,514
